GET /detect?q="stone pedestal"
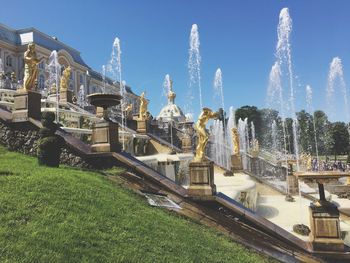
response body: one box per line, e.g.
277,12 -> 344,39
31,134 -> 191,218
309,201 -> 344,251
137,119 -> 147,134
231,154 -> 243,171
91,121 -> 120,152
287,175 -> 299,195
60,90 -> 73,103
188,161 -> 216,197
250,157 -> 260,175
12,90 -> 41,122
181,136 -> 192,152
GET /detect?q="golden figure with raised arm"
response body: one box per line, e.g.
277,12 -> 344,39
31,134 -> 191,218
23,43 -> 41,91
60,66 -> 71,91
139,92 -> 148,120
194,107 -> 219,162
231,127 -> 240,155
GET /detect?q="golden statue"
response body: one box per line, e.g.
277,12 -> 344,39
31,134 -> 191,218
231,127 -> 240,155
11,72 -> 16,82
194,107 -> 219,162
23,43 -> 40,91
168,79 -> 176,104
60,66 -> 71,92
251,138 -> 259,156
124,103 -> 133,113
306,153 -> 312,171
139,92 -> 148,121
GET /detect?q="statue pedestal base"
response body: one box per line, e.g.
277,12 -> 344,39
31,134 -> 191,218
231,154 -> 243,171
188,161 -> 216,197
91,120 -> 120,152
60,90 -> 73,103
136,119 -> 147,134
287,175 -> 299,195
309,201 -> 344,251
181,136 -> 192,152
12,90 -> 41,122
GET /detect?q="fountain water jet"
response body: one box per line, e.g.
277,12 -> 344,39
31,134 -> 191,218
187,24 -> 202,116
326,57 -> 349,122
107,37 -> 126,150
46,51 -> 61,123
306,85 -> 319,165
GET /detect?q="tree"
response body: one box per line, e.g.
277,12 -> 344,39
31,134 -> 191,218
296,110 -> 313,154
235,105 -> 262,142
313,110 -> 330,156
329,122 -> 349,160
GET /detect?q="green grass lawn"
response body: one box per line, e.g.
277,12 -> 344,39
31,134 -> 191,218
0,146 -> 273,263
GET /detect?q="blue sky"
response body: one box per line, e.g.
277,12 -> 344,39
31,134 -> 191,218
1,0 -> 350,120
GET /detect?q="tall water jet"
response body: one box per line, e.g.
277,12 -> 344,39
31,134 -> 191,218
267,7 -> 300,169
213,68 -> 225,111
46,51 -> 61,123
326,57 -> 349,122
267,62 -> 288,162
102,65 -> 106,94
163,74 -> 171,102
78,84 -> 86,108
0,58 -> 4,88
210,68 -> 231,169
107,37 -> 126,150
188,24 -> 202,115
251,121 -> 256,144
226,106 -> 236,154
238,118 -> 249,169
271,120 -> 278,153
306,85 -> 319,164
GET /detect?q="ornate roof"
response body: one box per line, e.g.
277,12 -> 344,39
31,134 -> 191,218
157,80 -> 185,122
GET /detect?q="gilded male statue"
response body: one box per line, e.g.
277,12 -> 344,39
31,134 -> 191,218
139,92 -> 148,120
194,108 -> 219,162
23,43 -> 41,91
231,127 -> 240,155
60,66 -> 71,91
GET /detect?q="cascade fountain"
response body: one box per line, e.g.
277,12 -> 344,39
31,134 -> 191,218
187,24 -> 202,117
46,51 -> 61,123
326,57 -> 349,122
107,37 -> 126,150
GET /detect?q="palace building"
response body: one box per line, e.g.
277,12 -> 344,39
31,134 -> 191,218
0,23 -> 140,114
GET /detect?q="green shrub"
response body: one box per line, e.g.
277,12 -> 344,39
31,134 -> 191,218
37,112 -> 64,167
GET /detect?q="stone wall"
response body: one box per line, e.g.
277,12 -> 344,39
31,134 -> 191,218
0,120 -> 105,169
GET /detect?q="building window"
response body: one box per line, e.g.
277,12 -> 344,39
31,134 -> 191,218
79,74 -> 83,84
39,75 -> 45,90
6,55 -> 12,67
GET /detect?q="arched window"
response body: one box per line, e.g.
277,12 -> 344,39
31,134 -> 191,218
39,75 -> 45,90
6,55 -> 12,67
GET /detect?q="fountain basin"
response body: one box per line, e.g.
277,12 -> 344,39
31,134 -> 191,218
87,93 -> 122,109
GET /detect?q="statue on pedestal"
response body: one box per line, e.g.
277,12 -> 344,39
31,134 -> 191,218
139,92 -> 148,120
23,43 -> 41,91
194,108 -> 219,162
60,66 -> 71,91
